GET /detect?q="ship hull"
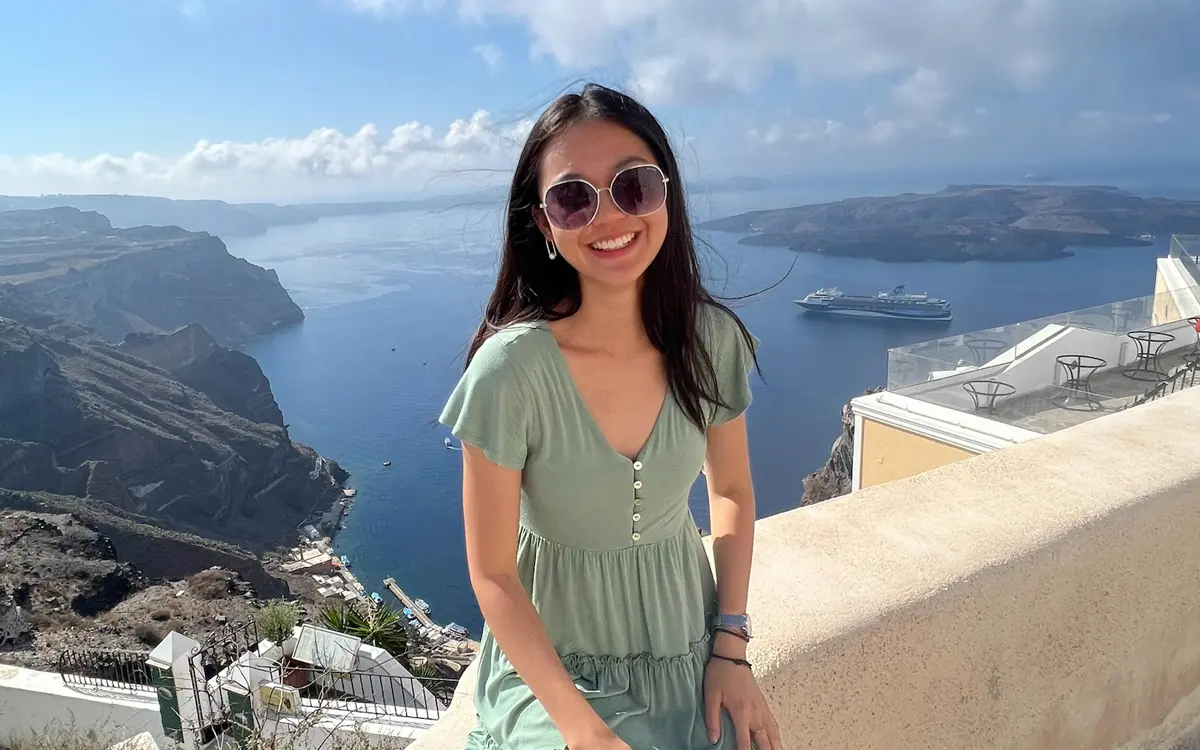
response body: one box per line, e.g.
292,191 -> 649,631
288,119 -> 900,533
794,300 -> 952,321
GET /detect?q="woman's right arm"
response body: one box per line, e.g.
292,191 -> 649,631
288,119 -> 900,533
461,442 -> 627,750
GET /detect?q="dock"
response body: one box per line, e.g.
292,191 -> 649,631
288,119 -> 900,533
383,577 -> 435,630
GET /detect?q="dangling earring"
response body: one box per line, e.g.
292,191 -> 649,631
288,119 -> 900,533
546,237 -> 558,260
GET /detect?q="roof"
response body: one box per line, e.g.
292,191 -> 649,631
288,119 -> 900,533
292,624 -> 362,673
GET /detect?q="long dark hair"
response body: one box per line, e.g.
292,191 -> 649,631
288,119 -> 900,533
466,83 -> 759,431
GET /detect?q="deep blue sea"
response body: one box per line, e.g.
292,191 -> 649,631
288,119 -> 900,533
232,181 -> 1176,637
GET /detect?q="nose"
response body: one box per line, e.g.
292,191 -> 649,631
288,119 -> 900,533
592,187 -> 624,224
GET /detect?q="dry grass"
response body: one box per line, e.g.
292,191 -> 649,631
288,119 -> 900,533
0,724 -> 125,750
185,570 -> 237,601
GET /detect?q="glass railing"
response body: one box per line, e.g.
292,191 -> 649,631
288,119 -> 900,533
887,289 -> 1198,391
1170,234 -> 1200,277
883,287 -> 1200,433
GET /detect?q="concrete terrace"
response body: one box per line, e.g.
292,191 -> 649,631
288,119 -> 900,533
915,346 -> 1194,432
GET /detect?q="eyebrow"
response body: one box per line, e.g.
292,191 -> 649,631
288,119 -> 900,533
553,155 -> 654,184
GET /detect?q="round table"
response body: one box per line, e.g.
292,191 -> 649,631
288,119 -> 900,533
1052,354 -> 1107,411
1123,330 -> 1175,382
962,379 -> 1016,414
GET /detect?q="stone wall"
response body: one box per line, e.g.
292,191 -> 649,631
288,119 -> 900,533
412,387 -> 1200,749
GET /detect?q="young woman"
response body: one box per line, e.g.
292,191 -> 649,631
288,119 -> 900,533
440,83 -> 782,750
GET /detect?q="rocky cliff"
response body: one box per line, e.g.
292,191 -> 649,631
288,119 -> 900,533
800,388 -> 881,506
0,206 -> 303,347
0,318 -> 344,549
700,185 -> 1200,262
120,324 -> 285,426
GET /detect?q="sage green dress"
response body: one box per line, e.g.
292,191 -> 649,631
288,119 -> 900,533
439,304 -> 756,750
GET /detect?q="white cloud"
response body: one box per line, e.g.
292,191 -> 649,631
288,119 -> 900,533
349,0 -> 1199,110
472,43 -> 504,71
892,68 -> 950,117
0,111 -> 533,202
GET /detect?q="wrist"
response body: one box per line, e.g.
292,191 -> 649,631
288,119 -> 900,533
712,630 -> 748,659
711,611 -> 752,642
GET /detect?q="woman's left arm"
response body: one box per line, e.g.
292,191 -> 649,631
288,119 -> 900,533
705,412 -> 755,633
704,412 -> 783,750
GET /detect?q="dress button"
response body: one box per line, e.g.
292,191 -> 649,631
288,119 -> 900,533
632,513 -> 642,522
634,498 -> 643,506
631,533 -> 642,542
633,480 -> 643,490
633,461 -> 643,471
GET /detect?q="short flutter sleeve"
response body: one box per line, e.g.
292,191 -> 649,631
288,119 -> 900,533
706,305 -> 759,426
438,333 -> 530,470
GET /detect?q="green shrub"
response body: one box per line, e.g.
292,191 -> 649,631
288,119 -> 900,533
257,599 -> 300,644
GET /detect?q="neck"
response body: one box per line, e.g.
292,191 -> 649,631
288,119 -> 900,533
567,280 -> 645,353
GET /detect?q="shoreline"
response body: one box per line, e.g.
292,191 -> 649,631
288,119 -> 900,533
278,486 -> 479,669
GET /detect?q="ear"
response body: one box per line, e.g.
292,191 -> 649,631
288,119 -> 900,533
531,205 -> 552,240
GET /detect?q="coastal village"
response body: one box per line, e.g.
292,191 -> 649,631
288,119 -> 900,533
283,486 -> 478,675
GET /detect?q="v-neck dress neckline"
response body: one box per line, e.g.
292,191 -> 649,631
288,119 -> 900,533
533,320 -> 670,465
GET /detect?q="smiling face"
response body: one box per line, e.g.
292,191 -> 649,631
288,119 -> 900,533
535,118 -> 670,294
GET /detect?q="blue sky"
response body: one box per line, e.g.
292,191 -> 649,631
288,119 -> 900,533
2,0 -> 1198,202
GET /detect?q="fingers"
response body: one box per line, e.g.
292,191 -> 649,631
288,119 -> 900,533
766,717 -> 783,750
705,686 -> 723,743
736,718 -> 752,750
744,705 -> 782,748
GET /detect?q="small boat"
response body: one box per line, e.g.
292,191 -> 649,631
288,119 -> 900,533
342,488 -> 357,498
414,598 -> 431,614
445,623 -> 470,639
382,461 -> 392,467
371,592 -> 383,605
402,607 -> 416,620
339,555 -> 351,567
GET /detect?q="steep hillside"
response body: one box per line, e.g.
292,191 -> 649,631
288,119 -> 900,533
0,206 -> 303,346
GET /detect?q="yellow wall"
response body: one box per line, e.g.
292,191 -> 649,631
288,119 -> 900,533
1152,267 -> 1182,326
859,418 -> 975,489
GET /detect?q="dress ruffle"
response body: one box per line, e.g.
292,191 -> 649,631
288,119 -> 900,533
466,524 -> 739,749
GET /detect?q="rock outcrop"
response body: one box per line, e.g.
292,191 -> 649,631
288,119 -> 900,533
700,185 -> 1200,262
801,388 -> 882,506
0,511 -> 147,622
0,318 -> 344,548
121,324 -> 285,426
0,207 -> 303,347
0,507 -> 292,670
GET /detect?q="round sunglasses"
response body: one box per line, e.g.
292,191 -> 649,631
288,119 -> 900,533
539,164 -> 670,231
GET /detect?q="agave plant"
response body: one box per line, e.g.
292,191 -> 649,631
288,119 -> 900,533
318,602 -> 409,657
407,660 -> 455,701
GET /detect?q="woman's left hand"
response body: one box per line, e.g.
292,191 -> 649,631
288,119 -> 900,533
703,655 -> 782,750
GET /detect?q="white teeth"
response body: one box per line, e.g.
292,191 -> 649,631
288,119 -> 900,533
590,232 -> 636,251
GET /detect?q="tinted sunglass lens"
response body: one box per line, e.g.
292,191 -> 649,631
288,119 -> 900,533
545,181 -> 597,230
612,166 -> 666,216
